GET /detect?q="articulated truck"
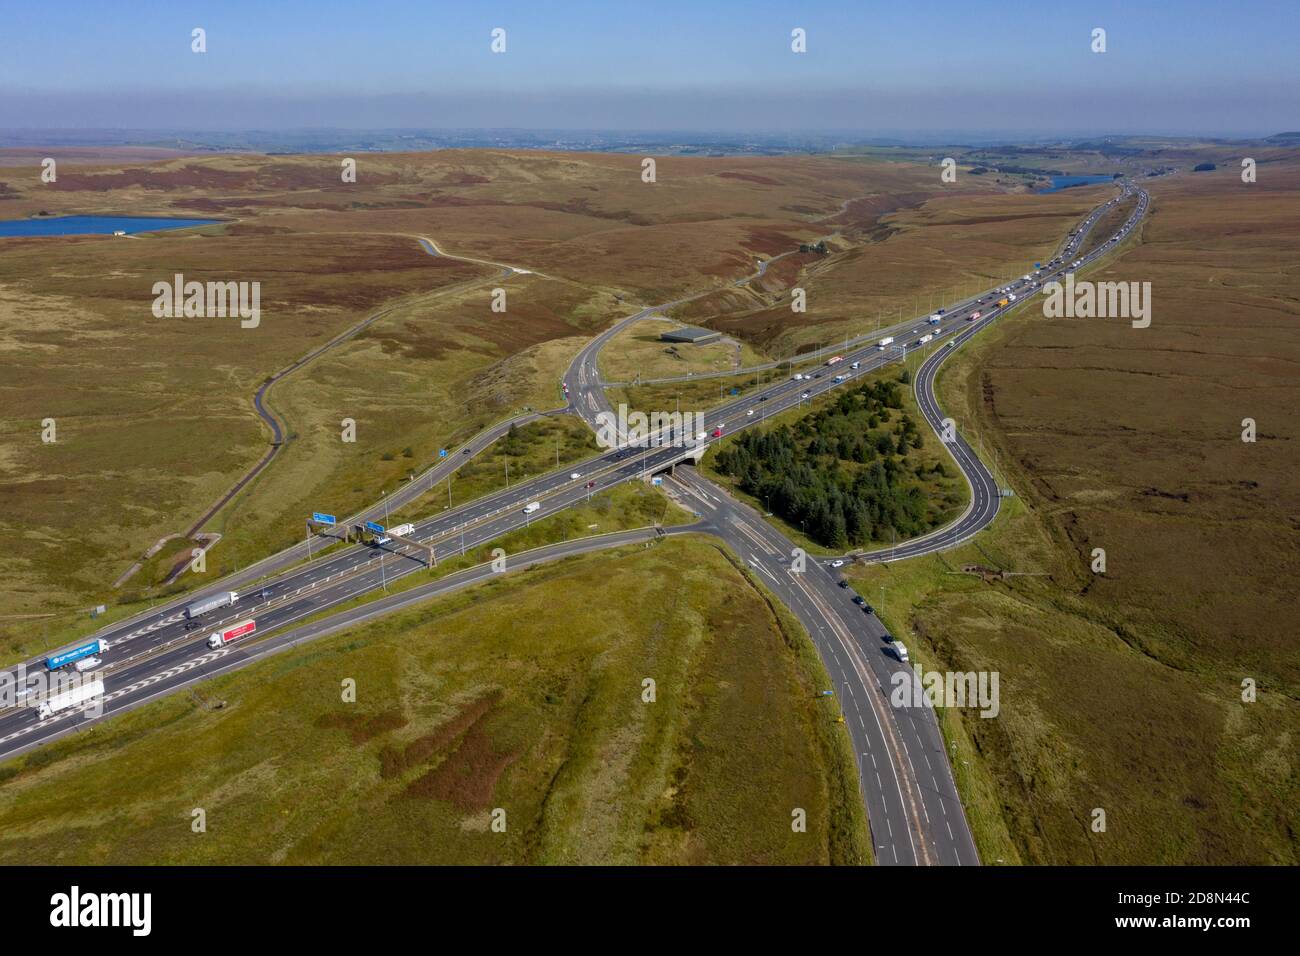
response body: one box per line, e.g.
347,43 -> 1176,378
45,639 -> 107,671
877,336 -> 894,350
375,523 -> 415,545
184,590 -> 238,620
208,618 -> 256,649
37,679 -> 105,720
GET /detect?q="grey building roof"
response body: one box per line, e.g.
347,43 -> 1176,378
660,326 -> 722,344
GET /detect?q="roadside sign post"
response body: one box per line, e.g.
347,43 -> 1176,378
307,512 -> 337,559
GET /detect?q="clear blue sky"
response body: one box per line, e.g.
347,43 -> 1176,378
2,0 -> 1295,134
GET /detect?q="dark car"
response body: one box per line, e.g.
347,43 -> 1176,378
462,447 -> 472,455
838,579 -> 849,589
852,595 -> 865,607
881,631 -> 893,641
863,605 -> 875,615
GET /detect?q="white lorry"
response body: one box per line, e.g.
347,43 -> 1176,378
878,336 -> 895,350
37,679 -> 105,720
184,590 -> 238,620
207,618 -> 257,650
375,523 -> 415,545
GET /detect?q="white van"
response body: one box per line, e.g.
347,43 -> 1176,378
523,502 -> 540,515
892,642 -> 910,664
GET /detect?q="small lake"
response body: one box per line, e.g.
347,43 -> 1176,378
0,215 -> 219,237
1039,175 -> 1115,194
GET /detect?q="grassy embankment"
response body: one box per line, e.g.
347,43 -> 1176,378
0,536 -> 869,866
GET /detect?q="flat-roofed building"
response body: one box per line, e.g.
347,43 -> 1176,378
660,326 -> 722,345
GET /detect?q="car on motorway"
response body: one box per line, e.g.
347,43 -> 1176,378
746,409 -> 754,416
462,447 -> 472,455
585,480 -> 596,489
838,579 -> 850,589
800,391 -> 810,400
828,559 -> 844,568
863,604 -> 874,615
852,595 -> 865,607
569,472 -> 582,480
850,361 -> 860,369
711,427 -> 723,437
882,631 -> 895,642
522,501 -> 540,514
759,394 -> 768,401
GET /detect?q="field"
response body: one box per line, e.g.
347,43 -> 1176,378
843,158 -> 1300,864
0,148 -> 974,652
0,537 -> 868,865
671,178 -> 1111,358
598,318 -> 768,383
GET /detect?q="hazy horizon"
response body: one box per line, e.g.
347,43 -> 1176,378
3,0 -> 1297,137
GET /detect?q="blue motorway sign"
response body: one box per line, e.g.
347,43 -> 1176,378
365,521 -> 385,534
312,512 -> 336,525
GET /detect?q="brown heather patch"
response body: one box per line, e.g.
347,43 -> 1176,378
378,690 -> 501,780
717,171 -> 785,187
315,709 -> 409,744
48,164 -> 254,192
403,715 -> 519,810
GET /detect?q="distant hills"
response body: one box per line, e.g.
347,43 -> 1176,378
1,128 -> 1296,156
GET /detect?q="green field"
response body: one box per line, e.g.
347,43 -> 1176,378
0,537 -> 869,865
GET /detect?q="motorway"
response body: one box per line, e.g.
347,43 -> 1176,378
1,182 -> 1149,862
665,467 -> 978,864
